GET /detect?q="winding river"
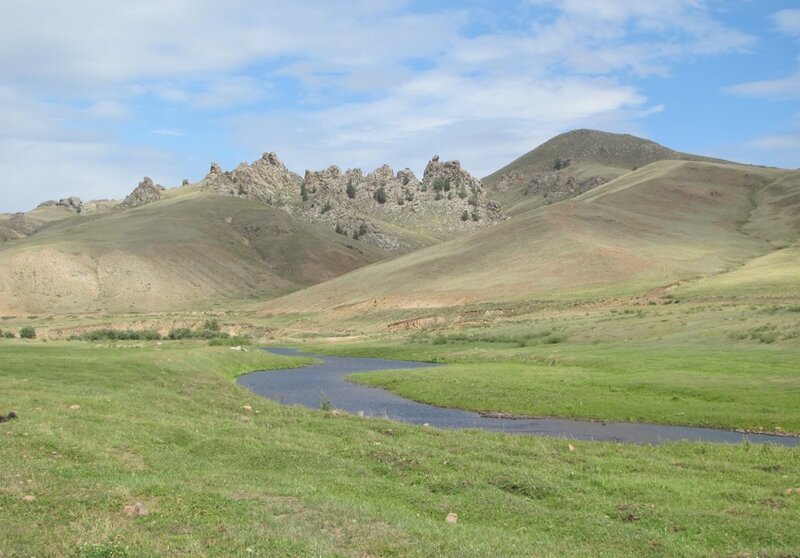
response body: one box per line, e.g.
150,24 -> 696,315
237,348 -> 800,446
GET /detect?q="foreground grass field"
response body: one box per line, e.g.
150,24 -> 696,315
1,341 -> 800,557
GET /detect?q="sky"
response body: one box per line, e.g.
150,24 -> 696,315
2,0 -> 800,213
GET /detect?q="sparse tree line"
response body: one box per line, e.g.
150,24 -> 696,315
0,320 -> 251,345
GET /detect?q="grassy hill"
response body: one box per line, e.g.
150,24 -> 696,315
0,191 -> 390,314
483,129 -> 730,215
262,160 -> 796,316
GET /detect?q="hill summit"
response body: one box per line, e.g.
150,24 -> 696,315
483,129 -> 728,213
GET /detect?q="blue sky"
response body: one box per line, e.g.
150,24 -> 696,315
1,0 -> 799,212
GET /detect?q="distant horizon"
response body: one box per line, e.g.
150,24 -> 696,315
2,1 -> 799,212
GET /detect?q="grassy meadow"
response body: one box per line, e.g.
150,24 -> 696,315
1,340 -> 800,557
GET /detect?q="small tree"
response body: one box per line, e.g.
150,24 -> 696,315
19,326 -> 36,339
359,223 -> 368,236
346,181 -> 357,199
321,201 -> 332,214
335,223 -> 345,235
300,183 -> 309,202
374,186 -> 387,204
461,210 -> 469,221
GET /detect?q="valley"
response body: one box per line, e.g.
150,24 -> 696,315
1,129 -> 799,557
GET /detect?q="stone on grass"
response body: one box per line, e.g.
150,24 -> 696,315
123,502 -> 149,517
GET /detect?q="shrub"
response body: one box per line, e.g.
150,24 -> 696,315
359,223 -> 368,236
3,331 -> 15,339
208,336 -> 252,346
321,202 -> 332,214
19,326 -> 36,339
168,327 -> 194,340
346,181 -> 357,199
300,183 -> 308,201
374,186 -> 387,204
202,319 -> 220,332
461,210 -> 469,221
81,329 -> 162,341
335,223 -> 345,235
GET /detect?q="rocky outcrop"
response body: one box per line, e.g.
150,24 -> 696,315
202,152 -> 303,208
495,170 -> 606,205
299,155 -> 505,251
121,177 -> 165,208
197,151 -> 504,253
38,197 -> 84,213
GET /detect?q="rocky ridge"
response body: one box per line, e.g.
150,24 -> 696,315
200,153 -> 504,252
202,152 -> 303,208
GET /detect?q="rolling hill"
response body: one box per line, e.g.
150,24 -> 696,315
0,191 -> 390,314
262,160 -> 798,316
483,129 -> 728,215
2,129 -> 797,317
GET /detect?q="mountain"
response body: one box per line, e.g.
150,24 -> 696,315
483,129 -> 729,215
4,129 -> 796,317
261,160 -> 798,316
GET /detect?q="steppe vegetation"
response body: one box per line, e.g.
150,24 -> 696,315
1,340 -> 799,557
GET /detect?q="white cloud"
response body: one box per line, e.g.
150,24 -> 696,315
0,139 -> 180,212
0,0 -> 760,211
726,71 -> 800,100
230,72 -> 648,177
773,9 -> 800,37
746,133 -> 800,152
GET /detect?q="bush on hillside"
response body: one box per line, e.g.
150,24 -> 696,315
208,336 -> 253,346
19,326 -> 36,339
82,329 -> 161,341
373,186 -> 387,204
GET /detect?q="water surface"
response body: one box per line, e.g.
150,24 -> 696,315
236,348 -> 800,446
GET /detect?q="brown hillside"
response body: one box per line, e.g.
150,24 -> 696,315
262,161 -> 791,315
0,192 -> 390,314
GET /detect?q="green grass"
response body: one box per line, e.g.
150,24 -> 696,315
2,341 -> 800,557
349,342 -> 800,433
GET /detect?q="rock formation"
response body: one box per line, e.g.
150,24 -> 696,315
121,177 -> 165,208
196,152 -> 504,252
495,170 -> 606,205
202,152 -> 303,208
